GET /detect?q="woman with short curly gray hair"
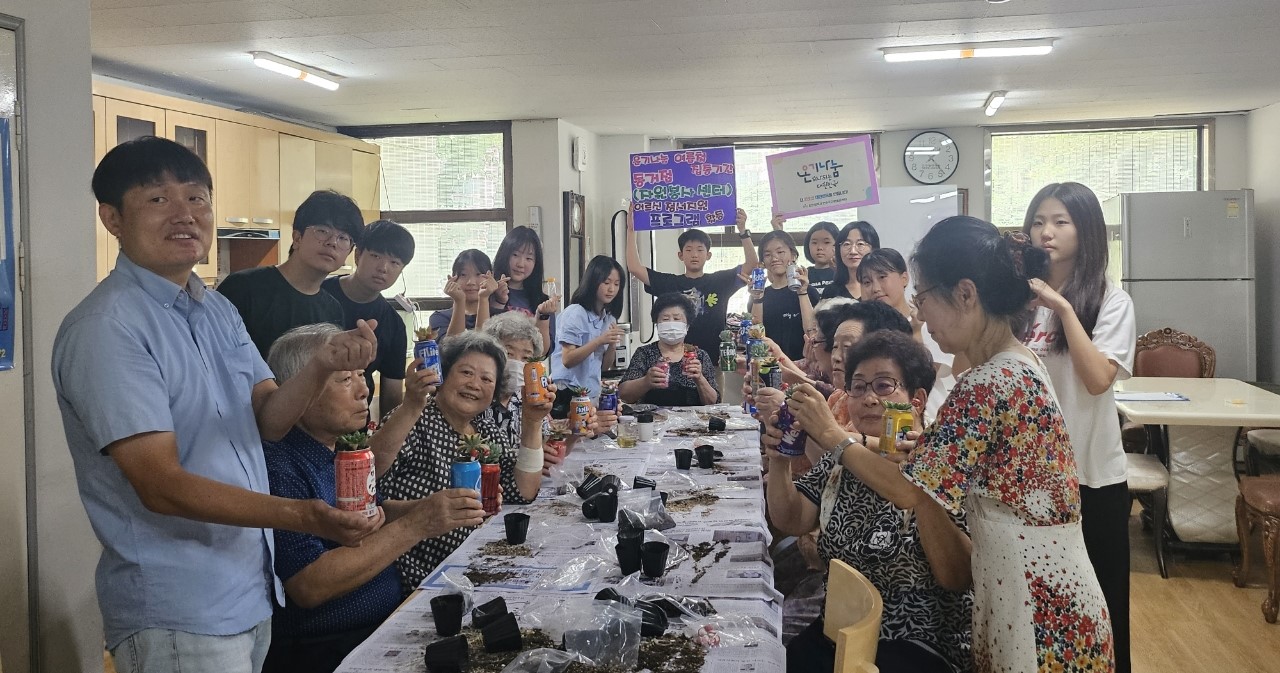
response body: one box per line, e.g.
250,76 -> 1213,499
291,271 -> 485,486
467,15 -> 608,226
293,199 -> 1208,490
378,330 -> 553,593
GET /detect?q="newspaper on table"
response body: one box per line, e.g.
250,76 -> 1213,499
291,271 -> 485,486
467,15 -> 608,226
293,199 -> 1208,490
337,408 -> 780,673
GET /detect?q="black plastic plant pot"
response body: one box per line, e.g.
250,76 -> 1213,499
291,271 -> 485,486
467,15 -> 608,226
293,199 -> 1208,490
422,634 -> 469,673
708,416 -> 727,432
596,491 -> 618,523
503,513 -> 530,544
673,449 -> 693,470
659,491 -> 669,505
694,444 -> 715,468
633,475 -> 657,491
616,542 -> 643,575
634,599 -> 670,637
617,526 -> 643,545
640,541 -> 670,578
618,509 -> 646,531
429,594 -> 465,637
576,474 -> 604,499
470,596 -> 508,629
599,474 -> 622,496
480,612 -> 523,653
594,587 -> 632,606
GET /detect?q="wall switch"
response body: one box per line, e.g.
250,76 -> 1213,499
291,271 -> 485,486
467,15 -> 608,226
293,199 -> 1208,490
528,206 -> 541,226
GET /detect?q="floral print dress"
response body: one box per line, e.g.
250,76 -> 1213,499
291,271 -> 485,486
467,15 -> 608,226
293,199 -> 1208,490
900,350 -> 1114,673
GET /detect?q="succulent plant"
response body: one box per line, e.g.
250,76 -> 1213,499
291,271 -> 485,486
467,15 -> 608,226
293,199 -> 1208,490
414,326 -> 437,342
747,324 -> 767,340
458,433 -> 500,464
882,401 -> 914,411
336,431 -> 369,452
718,329 -> 735,342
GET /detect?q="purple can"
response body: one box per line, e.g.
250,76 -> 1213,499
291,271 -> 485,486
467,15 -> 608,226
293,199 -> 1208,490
750,266 -> 767,291
450,460 -> 481,491
599,392 -> 619,412
775,404 -> 807,456
415,339 -> 442,381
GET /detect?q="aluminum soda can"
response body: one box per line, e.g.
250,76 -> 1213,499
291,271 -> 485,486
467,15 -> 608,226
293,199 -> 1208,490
756,359 -> 782,389
682,350 -> 698,375
719,341 -> 737,371
599,391 -> 619,412
786,263 -> 802,291
450,460 -> 481,492
569,394 -> 592,435
335,448 -> 377,518
775,404 -> 807,457
415,339 -> 442,381
738,318 -> 752,346
523,359 -> 550,403
882,408 -> 915,454
655,360 -> 670,389
750,266 -> 767,291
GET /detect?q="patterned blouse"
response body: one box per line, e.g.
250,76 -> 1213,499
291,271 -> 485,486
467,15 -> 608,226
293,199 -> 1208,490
621,342 -> 719,406
797,452 -> 973,671
378,400 -> 532,595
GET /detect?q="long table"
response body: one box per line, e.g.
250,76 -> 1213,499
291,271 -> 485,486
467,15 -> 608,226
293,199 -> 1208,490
336,406 -> 785,673
1116,377 -> 1280,544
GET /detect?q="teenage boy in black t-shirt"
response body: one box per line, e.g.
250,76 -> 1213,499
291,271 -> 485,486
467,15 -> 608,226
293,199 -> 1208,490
218,190 -> 363,359
322,220 -> 413,413
625,204 -> 759,364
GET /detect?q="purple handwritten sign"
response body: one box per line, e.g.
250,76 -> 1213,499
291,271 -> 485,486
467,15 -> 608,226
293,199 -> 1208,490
630,146 -> 737,231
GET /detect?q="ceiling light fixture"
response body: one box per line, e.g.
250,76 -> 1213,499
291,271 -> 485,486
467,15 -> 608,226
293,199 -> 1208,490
882,39 -> 1054,63
250,51 -> 341,91
984,90 -> 1007,116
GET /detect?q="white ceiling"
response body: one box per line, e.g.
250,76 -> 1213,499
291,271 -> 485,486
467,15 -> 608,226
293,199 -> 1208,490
91,0 -> 1280,136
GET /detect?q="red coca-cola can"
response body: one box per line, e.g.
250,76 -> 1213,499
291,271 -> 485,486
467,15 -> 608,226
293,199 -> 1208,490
335,448 -> 377,518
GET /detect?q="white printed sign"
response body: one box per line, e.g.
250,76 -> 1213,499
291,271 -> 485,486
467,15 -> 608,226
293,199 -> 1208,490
766,135 -> 879,218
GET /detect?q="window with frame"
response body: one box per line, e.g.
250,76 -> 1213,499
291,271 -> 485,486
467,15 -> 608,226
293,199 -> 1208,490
678,138 -> 877,316
341,122 -> 513,310
988,123 -> 1204,284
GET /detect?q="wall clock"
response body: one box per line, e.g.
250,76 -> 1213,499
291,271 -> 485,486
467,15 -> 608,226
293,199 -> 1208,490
903,131 -> 959,185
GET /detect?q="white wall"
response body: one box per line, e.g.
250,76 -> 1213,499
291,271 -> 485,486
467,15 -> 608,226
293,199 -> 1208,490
1248,102 -> 1280,381
0,1 -> 98,672
879,126 -> 989,221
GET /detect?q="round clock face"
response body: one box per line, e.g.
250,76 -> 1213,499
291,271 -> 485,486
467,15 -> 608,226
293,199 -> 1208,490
903,131 -> 959,185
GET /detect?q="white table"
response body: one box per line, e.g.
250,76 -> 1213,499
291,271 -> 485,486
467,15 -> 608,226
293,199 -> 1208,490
336,407 -> 784,673
1115,377 -> 1280,544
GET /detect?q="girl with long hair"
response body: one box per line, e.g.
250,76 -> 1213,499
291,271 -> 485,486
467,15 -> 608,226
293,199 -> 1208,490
822,220 -> 880,301
549,255 -> 626,400
1022,181 -> 1136,673
492,226 -> 559,355
747,230 -> 819,361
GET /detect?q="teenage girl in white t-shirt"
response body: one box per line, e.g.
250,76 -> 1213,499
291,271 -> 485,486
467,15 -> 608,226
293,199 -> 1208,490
1023,181 -> 1136,673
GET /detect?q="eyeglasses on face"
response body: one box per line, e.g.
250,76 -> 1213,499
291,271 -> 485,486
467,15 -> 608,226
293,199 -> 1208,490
848,376 -> 902,399
840,239 -> 873,253
309,225 -> 353,248
910,285 -> 941,311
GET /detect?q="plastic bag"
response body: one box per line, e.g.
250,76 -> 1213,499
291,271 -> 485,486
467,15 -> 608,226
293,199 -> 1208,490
530,552 -> 615,591
500,648 -> 594,673
560,600 -> 643,669
434,567 -> 475,612
683,615 -> 765,649
596,528 -> 689,573
616,488 -> 675,531
547,460 -> 580,495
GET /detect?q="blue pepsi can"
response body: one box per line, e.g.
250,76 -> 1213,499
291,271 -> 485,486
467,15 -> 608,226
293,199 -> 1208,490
450,460 -> 481,491
750,266 -> 766,291
415,339 -> 442,380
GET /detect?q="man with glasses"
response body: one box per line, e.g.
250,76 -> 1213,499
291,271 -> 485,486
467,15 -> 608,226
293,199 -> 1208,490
219,190 -> 366,358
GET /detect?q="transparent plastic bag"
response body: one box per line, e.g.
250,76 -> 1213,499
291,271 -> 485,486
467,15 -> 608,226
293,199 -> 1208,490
530,552 -> 615,591
499,648 -> 594,673
560,601 -> 642,668
683,615 -> 764,649
616,488 -> 675,531
434,567 -> 475,612
596,528 -> 689,573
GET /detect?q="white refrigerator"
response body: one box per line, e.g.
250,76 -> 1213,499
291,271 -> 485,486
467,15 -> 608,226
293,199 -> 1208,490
1121,190 -> 1256,380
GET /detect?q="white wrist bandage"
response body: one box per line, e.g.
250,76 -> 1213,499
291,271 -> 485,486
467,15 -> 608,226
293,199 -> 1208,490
516,446 -> 545,473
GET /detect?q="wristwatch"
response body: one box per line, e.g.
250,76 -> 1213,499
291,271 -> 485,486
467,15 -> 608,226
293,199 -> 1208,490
537,313 -> 552,321
738,229 -> 752,239
830,436 -> 857,453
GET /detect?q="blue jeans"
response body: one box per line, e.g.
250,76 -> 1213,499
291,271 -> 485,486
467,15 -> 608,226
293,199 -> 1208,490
111,619 -> 271,673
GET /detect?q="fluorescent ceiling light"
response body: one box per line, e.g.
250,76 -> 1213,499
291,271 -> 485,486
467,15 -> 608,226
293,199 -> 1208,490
882,39 -> 1054,63
984,90 -> 1008,116
250,51 -> 341,91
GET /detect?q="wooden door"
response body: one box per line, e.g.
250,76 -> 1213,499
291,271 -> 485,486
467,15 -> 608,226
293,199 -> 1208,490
103,98 -> 164,148
214,120 -> 254,229
166,111 -> 219,280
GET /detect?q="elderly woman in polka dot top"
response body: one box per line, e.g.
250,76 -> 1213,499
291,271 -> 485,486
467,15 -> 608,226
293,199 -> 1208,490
377,331 -> 552,593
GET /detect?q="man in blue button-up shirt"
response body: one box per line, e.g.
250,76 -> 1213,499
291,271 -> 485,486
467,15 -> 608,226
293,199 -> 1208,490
53,137 -> 384,673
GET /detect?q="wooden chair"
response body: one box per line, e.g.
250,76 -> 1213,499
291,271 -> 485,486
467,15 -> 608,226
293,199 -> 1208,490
1121,328 -> 1216,578
824,559 -> 883,673
1234,476 -> 1280,622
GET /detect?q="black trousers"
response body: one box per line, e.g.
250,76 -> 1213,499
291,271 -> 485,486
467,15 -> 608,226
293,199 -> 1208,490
785,617 -> 954,673
1081,482 -> 1131,673
261,624 -> 379,673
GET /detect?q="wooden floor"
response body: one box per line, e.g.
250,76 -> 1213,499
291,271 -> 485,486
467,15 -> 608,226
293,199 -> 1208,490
1131,509 -> 1279,673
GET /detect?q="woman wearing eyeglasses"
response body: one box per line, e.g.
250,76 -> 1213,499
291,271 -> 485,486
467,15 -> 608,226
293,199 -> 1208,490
764,329 -> 973,673
821,220 -> 880,301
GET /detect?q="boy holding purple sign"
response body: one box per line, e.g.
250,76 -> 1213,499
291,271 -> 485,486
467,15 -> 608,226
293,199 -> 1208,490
625,202 -> 758,366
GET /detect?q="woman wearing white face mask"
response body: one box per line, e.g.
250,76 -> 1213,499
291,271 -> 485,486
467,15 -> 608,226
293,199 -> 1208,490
619,293 -> 719,406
